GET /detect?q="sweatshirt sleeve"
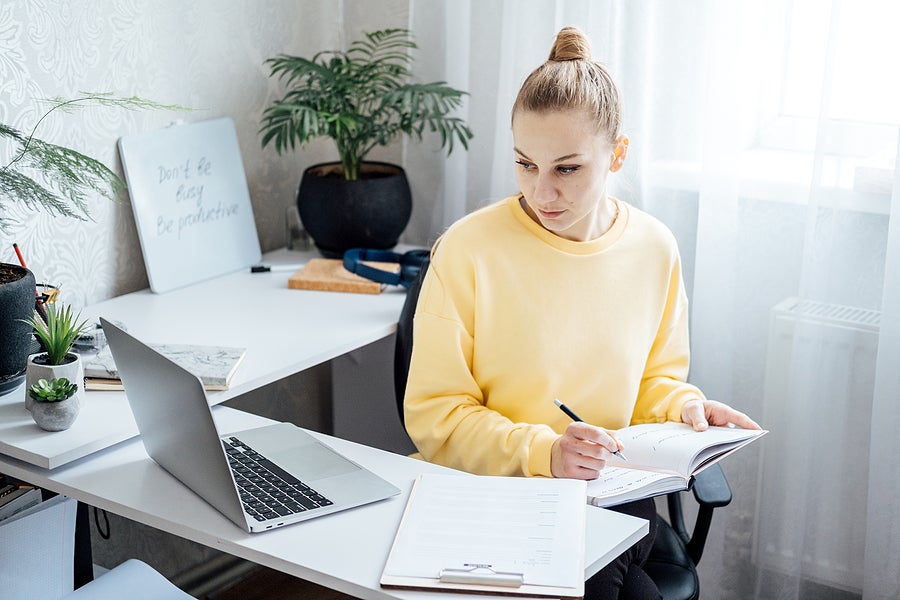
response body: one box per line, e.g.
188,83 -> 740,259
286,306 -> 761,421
402,254 -> 559,477
631,252 -> 705,424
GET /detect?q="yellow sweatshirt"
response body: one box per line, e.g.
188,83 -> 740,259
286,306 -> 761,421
404,195 -> 704,477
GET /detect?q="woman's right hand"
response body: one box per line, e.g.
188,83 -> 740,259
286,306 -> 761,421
550,422 -> 624,479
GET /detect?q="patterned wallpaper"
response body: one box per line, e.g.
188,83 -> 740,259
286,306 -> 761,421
1,0 -> 416,578
0,0 -> 411,309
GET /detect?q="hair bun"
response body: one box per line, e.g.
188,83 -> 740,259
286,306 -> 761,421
548,26 -> 591,62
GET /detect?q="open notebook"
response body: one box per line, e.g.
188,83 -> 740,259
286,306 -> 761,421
586,422 -> 767,507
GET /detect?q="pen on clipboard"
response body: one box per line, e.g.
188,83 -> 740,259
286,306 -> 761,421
553,398 -> 628,462
250,263 -> 303,273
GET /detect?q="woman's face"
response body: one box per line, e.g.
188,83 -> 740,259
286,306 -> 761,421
512,108 -> 624,242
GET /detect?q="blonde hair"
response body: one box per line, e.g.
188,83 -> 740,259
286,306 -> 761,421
511,27 -> 622,144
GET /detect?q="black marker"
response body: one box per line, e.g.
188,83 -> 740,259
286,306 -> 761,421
250,263 -> 303,273
553,398 -> 627,461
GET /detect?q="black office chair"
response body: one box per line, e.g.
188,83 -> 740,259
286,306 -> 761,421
393,256 -> 732,600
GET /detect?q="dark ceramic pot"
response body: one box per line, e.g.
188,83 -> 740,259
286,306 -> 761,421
297,161 -> 412,258
0,263 -> 36,394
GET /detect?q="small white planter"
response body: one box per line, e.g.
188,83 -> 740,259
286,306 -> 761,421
25,353 -> 84,412
31,393 -> 81,431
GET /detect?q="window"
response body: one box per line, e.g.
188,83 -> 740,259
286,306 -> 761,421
646,0 -> 897,207
761,0 -> 898,199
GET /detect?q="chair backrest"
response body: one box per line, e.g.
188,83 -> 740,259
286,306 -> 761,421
393,255 -> 430,426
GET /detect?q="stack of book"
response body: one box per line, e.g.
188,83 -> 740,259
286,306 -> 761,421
0,475 -> 42,522
82,343 -> 246,391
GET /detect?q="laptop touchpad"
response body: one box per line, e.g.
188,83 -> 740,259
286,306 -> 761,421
271,442 -> 360,482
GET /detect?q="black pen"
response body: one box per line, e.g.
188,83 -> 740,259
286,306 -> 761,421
553,398 -> 628,461
250,263 -> 304,273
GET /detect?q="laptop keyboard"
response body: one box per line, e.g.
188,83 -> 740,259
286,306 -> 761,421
223,437 -> 333,522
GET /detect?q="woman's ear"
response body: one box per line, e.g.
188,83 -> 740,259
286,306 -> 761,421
610,135 -> 629,172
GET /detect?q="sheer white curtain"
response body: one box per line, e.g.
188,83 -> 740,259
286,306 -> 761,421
408,1 -> 900,598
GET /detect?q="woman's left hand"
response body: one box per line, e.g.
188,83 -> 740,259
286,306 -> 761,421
681,399 -> 761,431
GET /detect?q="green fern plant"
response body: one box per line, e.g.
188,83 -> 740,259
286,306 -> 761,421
260,28 -> 473,180
28,377 -> 78,403
22,304 -> 89,365
0,93 -> 184,234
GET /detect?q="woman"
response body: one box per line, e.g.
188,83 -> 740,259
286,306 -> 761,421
404,26 -> 760,598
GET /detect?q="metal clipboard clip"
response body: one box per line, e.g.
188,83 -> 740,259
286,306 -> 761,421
439,564 -> 525,588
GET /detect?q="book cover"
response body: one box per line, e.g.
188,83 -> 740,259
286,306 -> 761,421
83,343 -> 246,391
0,495 -> 76,597
0,487 -> 42,522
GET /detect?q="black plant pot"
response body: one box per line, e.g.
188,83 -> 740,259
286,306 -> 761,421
0,263 -> 36,395
297,161 -> 412,258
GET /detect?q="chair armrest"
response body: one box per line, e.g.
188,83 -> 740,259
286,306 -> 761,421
663,464 -> 733,566
692,463 -> 732,507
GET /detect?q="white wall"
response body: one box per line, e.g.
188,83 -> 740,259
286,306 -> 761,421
0,0 -> 415,309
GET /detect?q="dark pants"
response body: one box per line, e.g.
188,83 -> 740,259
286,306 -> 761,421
584,498 -> 662,600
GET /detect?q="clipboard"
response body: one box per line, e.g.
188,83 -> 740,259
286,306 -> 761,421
379,474 -> 586,598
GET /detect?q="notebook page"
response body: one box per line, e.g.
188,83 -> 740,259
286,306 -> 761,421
585,465 -> 686,506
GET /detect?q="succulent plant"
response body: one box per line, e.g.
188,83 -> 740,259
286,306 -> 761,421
23,303 -> 89,365
27,377 -> 78,402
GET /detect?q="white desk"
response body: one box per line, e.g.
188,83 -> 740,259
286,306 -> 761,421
0,248 -> 406,468
0,406 -> 649,600
0,250 -> 649,598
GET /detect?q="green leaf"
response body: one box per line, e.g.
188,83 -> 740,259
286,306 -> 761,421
259,28 -> 472,180
1,94 -> 185,234
23,304 -> 89,365
28,377 -> 78,402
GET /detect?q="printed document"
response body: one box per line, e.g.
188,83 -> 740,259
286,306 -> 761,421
381,473 -> 586,597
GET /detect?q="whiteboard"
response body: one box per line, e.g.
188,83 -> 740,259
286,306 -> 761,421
118,117 -> 261,293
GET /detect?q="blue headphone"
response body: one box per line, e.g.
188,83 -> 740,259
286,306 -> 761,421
342,248 -> 430,288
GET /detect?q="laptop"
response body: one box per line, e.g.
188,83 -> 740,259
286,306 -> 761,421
100,318 -> 400,533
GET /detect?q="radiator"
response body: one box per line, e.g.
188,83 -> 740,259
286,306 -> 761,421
753,297 -> 880,593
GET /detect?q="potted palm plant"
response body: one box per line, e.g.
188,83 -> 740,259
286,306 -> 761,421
260,28 -> 473,257
28,377 -> 81,431
1,94 -> 180,395
23,303 -> 89,412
